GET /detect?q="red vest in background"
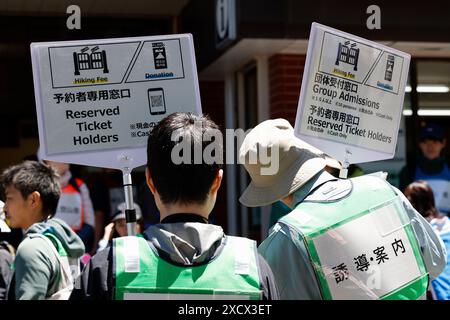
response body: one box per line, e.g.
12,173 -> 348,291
55,178 -> 84,231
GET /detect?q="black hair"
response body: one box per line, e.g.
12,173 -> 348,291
147,112 -> 223,205
0,161 -> 61,217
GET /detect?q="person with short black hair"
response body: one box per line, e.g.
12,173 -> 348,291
71,112 -> 279,300
0,161 -> 84,299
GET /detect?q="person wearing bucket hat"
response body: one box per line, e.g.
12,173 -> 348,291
240,118 -> 446,300
399,123 -> 450,215
71,112 -> 279,300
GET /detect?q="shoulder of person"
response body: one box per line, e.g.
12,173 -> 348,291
259,222 -> 302,254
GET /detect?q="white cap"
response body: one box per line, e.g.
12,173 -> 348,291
112,202 -> 142,222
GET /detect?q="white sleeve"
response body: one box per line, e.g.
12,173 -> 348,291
392,186 -> 447,279
79,182 -> 95,228
97,239 -> 109,252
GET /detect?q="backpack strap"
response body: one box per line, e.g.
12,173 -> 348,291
0,241 -> 15,257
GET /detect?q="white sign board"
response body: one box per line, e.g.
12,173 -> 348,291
359,116 -> 407,186
312,201 -> 422,299
294,23 -> 410,165
31,34 -> 202,170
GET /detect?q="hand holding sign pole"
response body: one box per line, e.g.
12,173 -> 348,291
31,34 -> 202,235
294,23 -> 410,178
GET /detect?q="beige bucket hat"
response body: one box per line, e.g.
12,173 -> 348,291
239,119 -> 326,207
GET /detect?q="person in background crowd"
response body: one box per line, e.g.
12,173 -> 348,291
0,161 -> 84,299
88,168 -> 135,250
404,180 -> 450,300
96,201 -> 144,252
88,169 -> 159,246
400,123 -> 450,215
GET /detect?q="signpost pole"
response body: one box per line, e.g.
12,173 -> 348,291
339,149 -> 351,179
122,166 -> 137,236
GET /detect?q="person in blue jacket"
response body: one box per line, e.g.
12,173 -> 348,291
399,123 -> 450,215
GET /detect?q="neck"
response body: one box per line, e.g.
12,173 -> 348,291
158,202 -> 211,222
23,212 -> 47,231
289,170 -> 337,208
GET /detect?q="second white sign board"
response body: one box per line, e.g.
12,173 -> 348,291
31,34 -> 201,169
294,23 -> 410,165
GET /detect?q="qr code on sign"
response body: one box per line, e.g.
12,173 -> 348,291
150,95 -> 163,108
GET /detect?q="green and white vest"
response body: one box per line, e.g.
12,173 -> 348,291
114,235 -> 262,300
279,175 -> 428,300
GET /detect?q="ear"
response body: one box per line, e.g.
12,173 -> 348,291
28,191 -> 41,209
210,169 -> 223,195
145,168 -> 156,195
